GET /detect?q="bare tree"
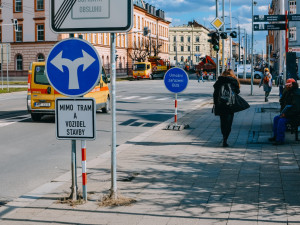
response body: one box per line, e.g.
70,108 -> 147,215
129,39 -> 150,62
151,40 -> 163,57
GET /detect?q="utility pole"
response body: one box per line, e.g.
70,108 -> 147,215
216,0 -> 220,78
251,0 -> 255,95
238,26 -> 241,64
222,0 -> 225,72
229,0 -> 232,69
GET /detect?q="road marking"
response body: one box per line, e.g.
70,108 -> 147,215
0,115 -> 31,128
140,96 -> 154,100
122,96 -> 140,100
192,99 -> 205,103
178,98 -> 187,102
156,97 -> 170,101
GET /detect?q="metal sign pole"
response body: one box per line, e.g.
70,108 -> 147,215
110,33 -> 117,199
81,140 -> 87,201
216,0 -> 220,78
6,44 -> 9,91
70,140 -> 78,200
1,45 -> 3,90
175,93 -> 178,125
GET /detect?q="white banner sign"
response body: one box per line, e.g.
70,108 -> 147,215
56,98 -> 96,140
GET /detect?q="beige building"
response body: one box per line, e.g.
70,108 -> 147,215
169,21 -> 211,67
0,0 -> 169,77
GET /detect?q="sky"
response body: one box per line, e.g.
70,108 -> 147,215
146,0 -> 271,54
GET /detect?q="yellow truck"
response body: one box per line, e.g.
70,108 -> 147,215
132,62 -> 152,79
27,62 -> 110,121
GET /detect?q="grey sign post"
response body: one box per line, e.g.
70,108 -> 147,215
50,0 -> 133,33
50,0 -> 133,201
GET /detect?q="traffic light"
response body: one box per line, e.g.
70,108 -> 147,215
220,32 -> 228,39
12,19 -> 18,31
143,27 -> 150,36
208,32 -> 220,52
212,32 -> 220,51
230,31 -> 237,38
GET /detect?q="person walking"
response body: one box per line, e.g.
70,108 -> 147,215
259,68 -> 272,102
213,69 -> 240,147
269,78 -> 300,145
196,68 -> 204,83
276,73 -> 284,98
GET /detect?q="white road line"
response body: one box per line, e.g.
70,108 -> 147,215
139,96 -> 154,100
192,99 -> 205,103
178,98 -> 187,102
0,115 -> 31,128
156,97 -> 170,101
121,96 -> 140,100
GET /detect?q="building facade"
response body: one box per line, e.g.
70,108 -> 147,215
269,0 -> 300,78
0,0 -> 169,77
169,21 -> 211,67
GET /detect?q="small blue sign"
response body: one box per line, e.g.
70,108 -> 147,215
164,68 -> 189,93
46,38 -> 102,97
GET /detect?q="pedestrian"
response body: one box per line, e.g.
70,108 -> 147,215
269,78 -> 300,145
276,73 -> 284,98
259,68 -> 272,102
213,69 -> 240,147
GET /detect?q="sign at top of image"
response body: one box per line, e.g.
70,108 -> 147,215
50,0 -> 133,33
253,15 -> 286,22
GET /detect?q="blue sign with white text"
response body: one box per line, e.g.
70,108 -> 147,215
164,68 -> 189,93
46,38 -> 102,97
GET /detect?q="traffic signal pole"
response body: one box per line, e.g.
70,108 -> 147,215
216,0 -> 220,78
221,0 -> 225,73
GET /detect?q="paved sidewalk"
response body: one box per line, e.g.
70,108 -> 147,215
1,90 -> 300,225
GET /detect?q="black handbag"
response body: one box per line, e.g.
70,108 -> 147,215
231,94 -> 250,113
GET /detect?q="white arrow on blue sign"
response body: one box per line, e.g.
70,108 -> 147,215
164,68 -> 189,93
46,38 -> 102,97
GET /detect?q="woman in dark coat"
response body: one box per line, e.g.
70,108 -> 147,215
213,69 -> 240,147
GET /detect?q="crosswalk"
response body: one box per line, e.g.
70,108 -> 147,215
116,95 -> 206,103
0,115 -> 31,128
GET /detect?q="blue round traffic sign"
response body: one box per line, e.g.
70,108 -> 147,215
46,38 -> 102,97
164,68 -> 189,93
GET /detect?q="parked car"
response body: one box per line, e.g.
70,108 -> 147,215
237,70 -> 263,79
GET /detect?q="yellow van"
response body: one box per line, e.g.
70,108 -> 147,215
132,62 -> 152,79
27,62 -> 110,121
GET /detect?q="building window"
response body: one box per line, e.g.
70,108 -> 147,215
37,54 -> 45,62
188,36 -> 191,42
196,56 -> 200,62
15,25 -> 23,42
36,24 -> 44,41
15,0 -> 22,12
289,27 -> 296,41
289,1 -> 297,14
196,36 -> 200,42
188,46 -> 191,51
181,46 -> 184,52
196,46 -> 200,52
16,54 -> 23,71
181,56 -> 184,62
0,26 -> 2,42
174,56 -> 176,60
180,36 -> 184,42
173,46 -> 176,52
36,0 -> 44,11
173,36 -> 176,42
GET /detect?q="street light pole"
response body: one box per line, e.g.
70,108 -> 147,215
229,0 -> 232,69
251,0 -> 256,95
222,0 -> 225,73
216,0 -> 220,78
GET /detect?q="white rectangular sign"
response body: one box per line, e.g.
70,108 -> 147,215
56,98 -> 96,140
50,0 -> 133,33
0,44 -> 11,64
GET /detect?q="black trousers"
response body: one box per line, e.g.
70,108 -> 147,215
220,113 -> 234,140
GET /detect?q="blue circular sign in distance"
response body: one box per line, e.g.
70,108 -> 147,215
164,67 -> 189,93
46,38 -> 102,97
